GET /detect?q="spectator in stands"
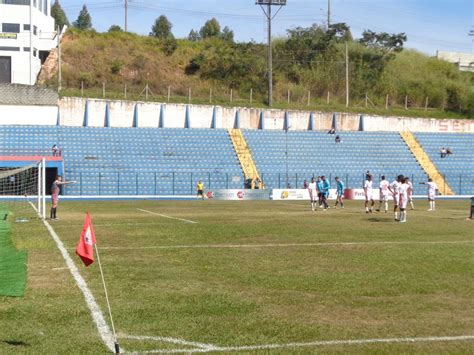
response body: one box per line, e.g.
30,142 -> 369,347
335,135 -> 341,143
446,147 -> 453,156
328,127 -> 336,134
440,147 -> 447,158
52,144 -> 60,157
303,179 -> 308,189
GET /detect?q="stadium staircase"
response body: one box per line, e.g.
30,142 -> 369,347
400,131 -> 454,195
228,129 -> 261,187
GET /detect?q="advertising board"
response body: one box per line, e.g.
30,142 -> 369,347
206,189 -> 270,201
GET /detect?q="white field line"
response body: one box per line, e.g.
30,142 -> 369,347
128,335 -> 474,354
122,335 -> 219,350
85,240 -> 474,251
137,208 -> 198,224
29,202 -> 117,353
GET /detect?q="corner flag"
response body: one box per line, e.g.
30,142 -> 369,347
76,213 -> 96,266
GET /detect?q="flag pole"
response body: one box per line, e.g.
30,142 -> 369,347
94,244 -> 121,354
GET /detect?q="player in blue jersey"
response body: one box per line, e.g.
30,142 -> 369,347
316,176 -> 324,208
334,176 -> 345,208
321,176 -> 330,210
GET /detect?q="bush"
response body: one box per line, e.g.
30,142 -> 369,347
110,61 -> 123,74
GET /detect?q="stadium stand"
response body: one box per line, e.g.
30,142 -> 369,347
0,126 -> 244,195
1,125 -> 472,196
414,133 -> 474,195
243,130 -> 428,193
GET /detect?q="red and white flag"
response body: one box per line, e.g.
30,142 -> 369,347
76,212 -> 96,266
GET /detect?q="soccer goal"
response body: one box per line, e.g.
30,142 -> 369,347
0,158 -> 46,221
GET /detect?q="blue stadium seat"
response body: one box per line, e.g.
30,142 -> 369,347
414,133 -> 474,194
243,130 -> 428,193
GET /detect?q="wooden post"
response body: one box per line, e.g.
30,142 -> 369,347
250,88 -> 253,104
188,88 -> 191,103
287,89 -> 290,104
167,86 -> 171,102
145,84 -> 149,101
425,96 -> 429,111
124,83 -> 127,99
385,94 -> 389,110
209,88 -> 212,103
365,92 -> 368,108
405,95 -> 408,110
102,82 -> 105,98
230,89 -> 233,102
327,91 -> 330,105
307,90 -> 311,106
81,80 -> 84,96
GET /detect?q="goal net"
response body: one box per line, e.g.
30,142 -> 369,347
0,159 -> 46,222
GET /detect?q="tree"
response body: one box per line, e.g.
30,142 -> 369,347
188,29 -> 200,42
326,23 -> 352,43
199,18 -> 221,39
162,37 -> 178,56
220,26 -> 234,42
51,0 -> 70,30
359,30 -> 407,53
150,15 -> 173,39
108,25 -> 123,32
73,4 -> 92,30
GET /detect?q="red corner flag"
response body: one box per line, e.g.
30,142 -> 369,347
76,213 -> 96,266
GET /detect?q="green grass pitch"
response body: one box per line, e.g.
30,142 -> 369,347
0,199 -> 473,353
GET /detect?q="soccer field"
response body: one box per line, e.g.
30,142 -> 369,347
1,199 -> 473,353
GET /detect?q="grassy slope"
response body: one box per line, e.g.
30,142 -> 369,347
1,200 -> 473,353
52,30 -> 473,120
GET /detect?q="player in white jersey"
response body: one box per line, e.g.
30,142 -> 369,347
405,177 -> 415,210
364,174 -> 374,213
308,177 -> 318,211
420,178 -> 439,211
376,175 -> 390,213
388,175 -> 403,220
398,177 -> 412,223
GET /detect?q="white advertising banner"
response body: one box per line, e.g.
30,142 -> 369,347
272,189 -> 338,200
206,189 -> 270,200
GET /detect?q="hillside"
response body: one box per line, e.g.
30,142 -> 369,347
41,28 -> 474,119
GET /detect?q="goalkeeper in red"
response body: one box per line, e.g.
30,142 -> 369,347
50,175 -> 75,220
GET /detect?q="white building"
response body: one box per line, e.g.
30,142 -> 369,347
0,0 -> 57,85
437,51 -> 474,72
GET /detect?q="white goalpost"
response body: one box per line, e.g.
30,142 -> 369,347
0,158 -> 46,221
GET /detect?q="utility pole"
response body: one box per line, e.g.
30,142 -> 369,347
124,0 -> 128,32
327,0 -> 331,27
345,42 -> 349,107
57,26 -> 62,92
267,4 -> 272,107
256,1 -> 286,107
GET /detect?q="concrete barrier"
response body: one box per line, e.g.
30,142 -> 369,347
0,96 -> 473,133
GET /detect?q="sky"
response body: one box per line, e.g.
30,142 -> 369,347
59,0 -> 473,55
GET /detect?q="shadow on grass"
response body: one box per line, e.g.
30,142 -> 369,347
0,340 -> 29,347
367,218 -> 393,223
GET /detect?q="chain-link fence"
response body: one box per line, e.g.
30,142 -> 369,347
61,171 -> 474,196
